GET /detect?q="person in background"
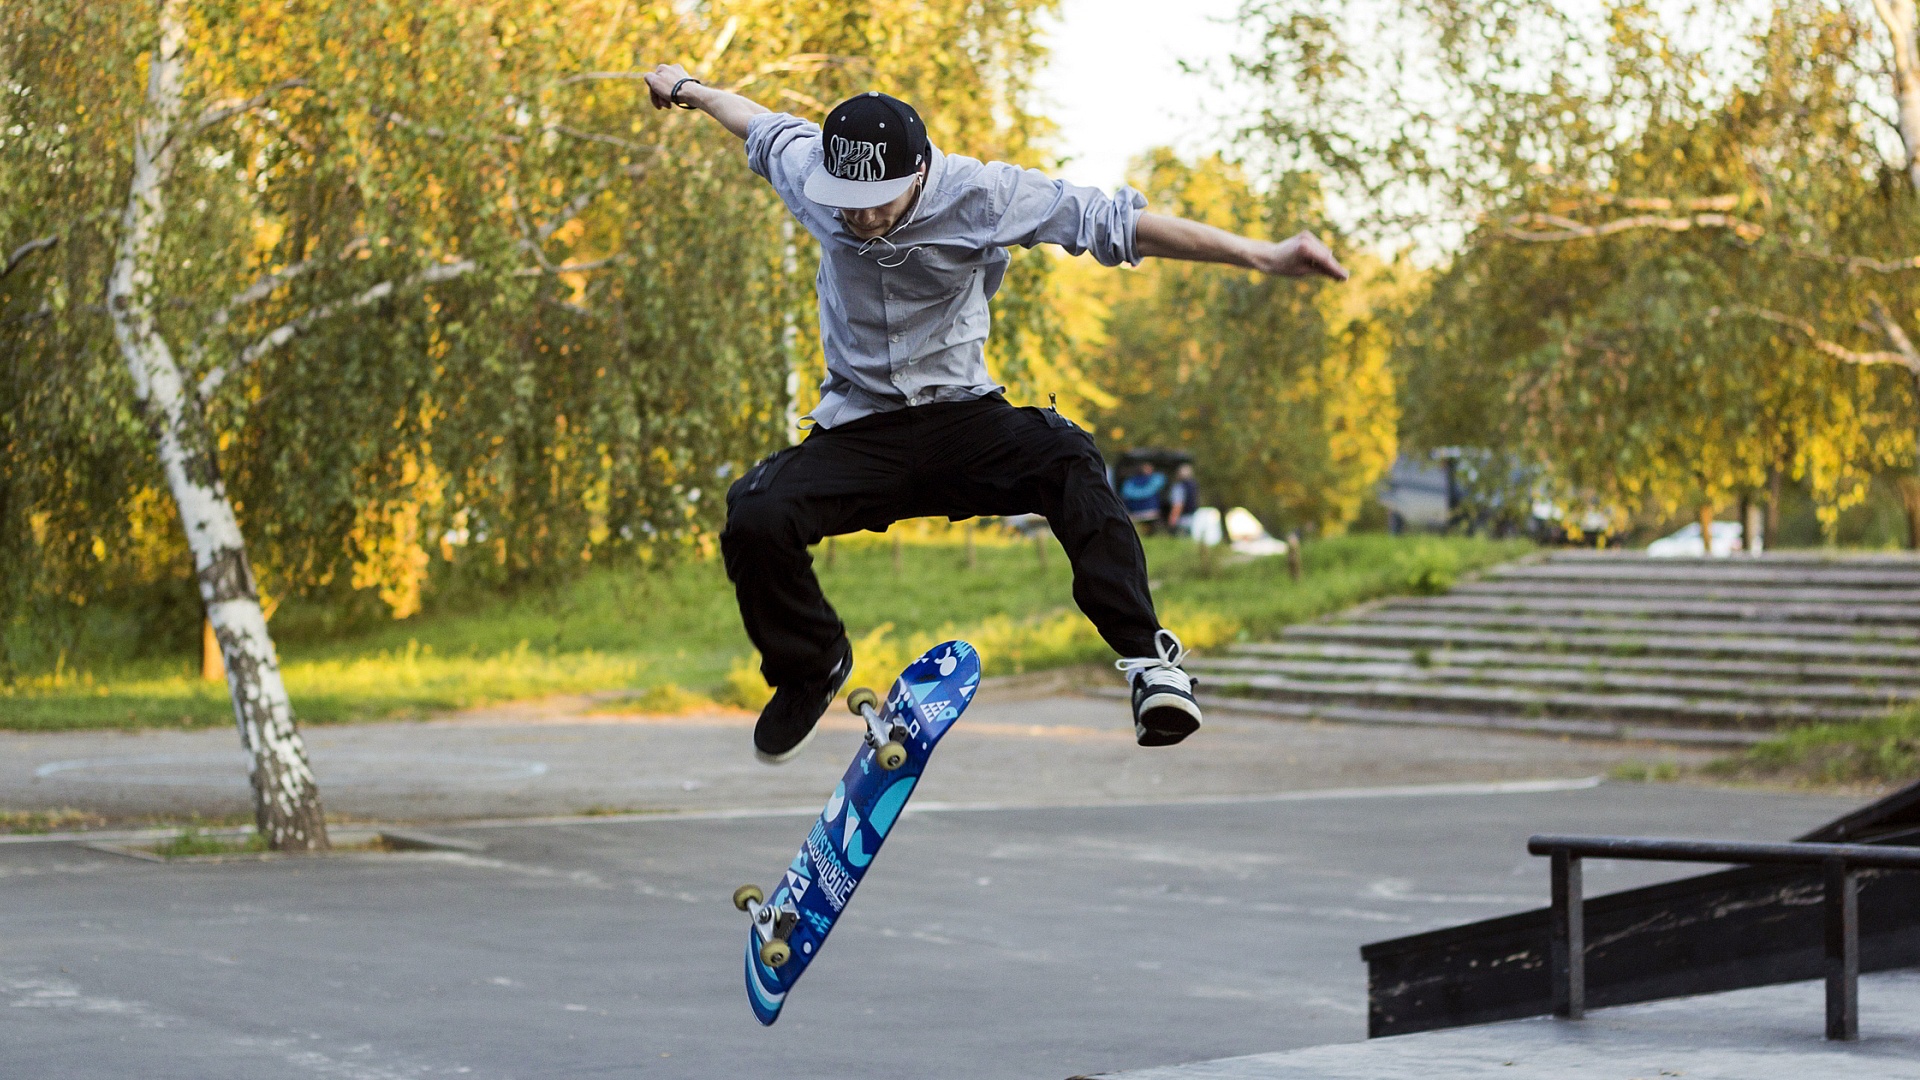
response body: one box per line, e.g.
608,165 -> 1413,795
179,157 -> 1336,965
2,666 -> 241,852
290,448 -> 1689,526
1165,463 -> 1199,535
1119,462 -> 1167,533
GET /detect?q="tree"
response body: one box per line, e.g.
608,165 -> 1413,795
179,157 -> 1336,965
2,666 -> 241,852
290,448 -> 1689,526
1235,0 -> 1920,540
2,0 -> 1064,844
1070,151 -> 1398,534
5,0 -> 767,847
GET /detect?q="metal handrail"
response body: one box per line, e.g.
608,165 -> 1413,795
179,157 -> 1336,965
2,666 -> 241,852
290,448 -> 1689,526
1527,833 -> 1920,1041
1527,834 -> 1920,869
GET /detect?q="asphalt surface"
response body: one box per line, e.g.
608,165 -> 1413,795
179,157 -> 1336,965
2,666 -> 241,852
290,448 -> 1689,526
0,779 -> 1860,1080
0,684 -> 1712,823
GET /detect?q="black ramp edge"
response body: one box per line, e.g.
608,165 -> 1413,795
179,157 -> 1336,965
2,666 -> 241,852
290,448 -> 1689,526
1362,779 -> 1920,1038
1800,778 -> 1920,842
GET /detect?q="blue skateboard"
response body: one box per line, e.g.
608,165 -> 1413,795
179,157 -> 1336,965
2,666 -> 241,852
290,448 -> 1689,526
734,640 -> 981,1025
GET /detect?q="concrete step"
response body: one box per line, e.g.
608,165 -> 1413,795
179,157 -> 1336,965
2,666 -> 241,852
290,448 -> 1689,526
1202,551 -> 1920,742
1350,607 -> 1920,642
1544,549 -> 1920,565
1196,671 -> 1875,728
1383,593 -> 1920,625
1450,579 -> 1920,606
1225,641 -> 1920,686
1282,622 -> 1920,664
1187,656 -> 1920,708
1085,688 -> 1771,746
1488,562 -> 1920,589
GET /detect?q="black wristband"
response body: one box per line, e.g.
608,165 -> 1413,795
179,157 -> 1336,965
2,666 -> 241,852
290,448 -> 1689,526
669,76 -> 702,110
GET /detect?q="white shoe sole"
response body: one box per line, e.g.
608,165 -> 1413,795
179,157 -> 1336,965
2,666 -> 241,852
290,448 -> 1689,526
1135,690 -> 1203,745
754,721 -> 820,765
753,660 -> 850,766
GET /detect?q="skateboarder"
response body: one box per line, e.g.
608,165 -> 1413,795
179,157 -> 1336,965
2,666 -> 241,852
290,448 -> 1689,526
640,64 -> 1349,764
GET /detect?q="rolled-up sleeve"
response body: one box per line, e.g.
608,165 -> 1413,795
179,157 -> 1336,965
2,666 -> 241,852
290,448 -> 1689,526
745,112 -> 821,201
986,164 -> 1148,266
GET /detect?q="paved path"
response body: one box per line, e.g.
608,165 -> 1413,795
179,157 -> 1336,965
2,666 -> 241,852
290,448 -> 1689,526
1093,972 -> 1920,1079
0,781 -> 1860,1079
0,684 -> 1711,825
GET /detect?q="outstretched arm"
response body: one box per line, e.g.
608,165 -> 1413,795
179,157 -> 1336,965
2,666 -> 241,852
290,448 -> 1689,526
989,166 -> 1350,280
1136,213 -> 1349,281
640,63 -> 768,140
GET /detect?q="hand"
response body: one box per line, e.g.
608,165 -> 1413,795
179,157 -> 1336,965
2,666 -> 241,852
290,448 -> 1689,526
642,63 -> 696,111
1253,231 -> 1349,281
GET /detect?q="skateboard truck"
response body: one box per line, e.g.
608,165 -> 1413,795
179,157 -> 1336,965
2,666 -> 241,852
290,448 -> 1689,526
732,884 -> 798,968
847,687 -> 909,770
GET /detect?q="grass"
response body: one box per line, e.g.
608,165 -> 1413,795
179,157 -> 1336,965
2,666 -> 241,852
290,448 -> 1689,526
0,807 -> 386,833
150,828 -> 270,859
1703,707 -> 1920,788
1608,760 -> 1686,783
139,827 -> 401,858
0,529 -> 1531,731
1606,706 -> 1920,791
0,807 -> 108,834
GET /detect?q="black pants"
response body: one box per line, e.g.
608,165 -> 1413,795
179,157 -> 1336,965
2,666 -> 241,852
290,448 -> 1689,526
721,396 -> 1161,686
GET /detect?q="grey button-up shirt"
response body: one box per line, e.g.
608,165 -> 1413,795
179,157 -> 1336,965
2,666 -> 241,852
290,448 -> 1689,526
746,112 -> 1148,428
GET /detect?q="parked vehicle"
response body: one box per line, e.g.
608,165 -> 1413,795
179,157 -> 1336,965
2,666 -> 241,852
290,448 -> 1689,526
1378,450 -> 1620,544
1646,521 -> 1748,557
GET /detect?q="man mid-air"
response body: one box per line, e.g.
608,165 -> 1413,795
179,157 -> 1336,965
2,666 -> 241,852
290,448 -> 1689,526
640,64 -> 1349,764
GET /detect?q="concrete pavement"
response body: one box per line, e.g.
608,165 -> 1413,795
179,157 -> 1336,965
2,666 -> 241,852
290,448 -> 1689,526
0,778 -> 1862,1079
1092,973 -> 1920,1079
7,680 -> 1889,1078
0,684 -> 1712,824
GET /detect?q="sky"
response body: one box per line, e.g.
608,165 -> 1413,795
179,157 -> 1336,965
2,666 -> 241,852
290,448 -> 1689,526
1031,0 -> 1253,191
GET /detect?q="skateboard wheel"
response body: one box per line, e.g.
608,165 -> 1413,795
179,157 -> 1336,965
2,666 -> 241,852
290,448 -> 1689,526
759,939 -> 793,968
847,687 -> 880,715
732,884 -> 764,912
876,741 -> 908,770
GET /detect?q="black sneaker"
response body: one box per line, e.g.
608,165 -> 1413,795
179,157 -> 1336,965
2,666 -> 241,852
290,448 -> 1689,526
1117,629 -> 1202,747
754,640 -> 853,764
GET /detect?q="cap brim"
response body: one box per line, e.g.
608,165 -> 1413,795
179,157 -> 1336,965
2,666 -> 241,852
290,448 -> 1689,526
803,166 -> 918,209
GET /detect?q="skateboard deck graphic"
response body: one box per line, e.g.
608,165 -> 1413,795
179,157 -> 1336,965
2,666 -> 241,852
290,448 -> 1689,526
740,640 -> 980,1025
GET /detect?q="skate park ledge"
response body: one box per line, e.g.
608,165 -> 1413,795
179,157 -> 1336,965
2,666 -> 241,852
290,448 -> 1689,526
1078,970 -> 1920,1080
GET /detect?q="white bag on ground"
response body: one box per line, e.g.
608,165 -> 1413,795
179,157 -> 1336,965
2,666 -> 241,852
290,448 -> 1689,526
1222,507 -> 1289,557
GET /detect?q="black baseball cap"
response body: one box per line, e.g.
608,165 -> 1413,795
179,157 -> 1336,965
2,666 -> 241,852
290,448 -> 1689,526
804,91 -> 928,209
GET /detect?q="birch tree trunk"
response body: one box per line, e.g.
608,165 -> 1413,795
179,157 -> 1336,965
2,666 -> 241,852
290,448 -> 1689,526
106,0 -> 329,851
1874,0 -> 1920,191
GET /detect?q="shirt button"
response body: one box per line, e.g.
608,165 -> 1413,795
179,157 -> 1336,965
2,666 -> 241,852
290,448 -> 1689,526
890,333 -> 901,343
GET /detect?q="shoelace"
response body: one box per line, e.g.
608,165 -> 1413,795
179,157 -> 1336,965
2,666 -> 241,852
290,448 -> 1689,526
1115,629 -> 1193,691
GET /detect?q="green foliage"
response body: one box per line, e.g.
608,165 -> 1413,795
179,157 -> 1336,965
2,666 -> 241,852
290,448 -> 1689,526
1236,0 -> 1920,534
1773,472 -> 1915,549
0,0 -> 1065,675
1391,539 -> 1459,595
1608,760 -> 1684,783
1071,151 -> 1399,534
152,827 -> 270,859
0,807 -> 107,834
0,532 -> 1528,729
1709,706 -> 1920,788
